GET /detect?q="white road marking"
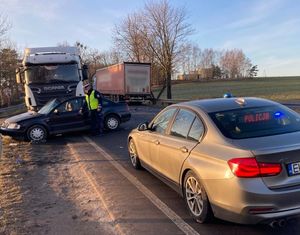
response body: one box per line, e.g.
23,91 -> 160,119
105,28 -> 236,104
84,136 -> 200,235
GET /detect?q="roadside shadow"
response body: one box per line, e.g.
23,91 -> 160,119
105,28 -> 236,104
0,136 -> 114,235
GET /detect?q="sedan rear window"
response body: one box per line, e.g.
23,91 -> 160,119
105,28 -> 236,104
209,106 -> 300,139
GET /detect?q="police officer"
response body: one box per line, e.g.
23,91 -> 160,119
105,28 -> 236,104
83,83 -> 104,135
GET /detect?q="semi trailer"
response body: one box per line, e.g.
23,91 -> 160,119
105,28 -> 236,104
94,62 -> 153,102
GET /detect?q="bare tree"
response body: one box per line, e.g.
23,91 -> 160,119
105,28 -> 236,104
220,49 -> 253,79
75,41 -> 90,64
0,46 -> 19,106
200,48 -> 217,69
177,43 -> 201,75
143,0 -> 193,98
114,13 -> 148,62
73,41 -> 122,79
57,41 -> 71,47
0,14 -> 10,42
114,0 -> 193,99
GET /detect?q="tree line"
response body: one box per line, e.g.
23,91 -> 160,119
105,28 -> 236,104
0,0 -> 258,105
178,45 -> 258,80
112,0 -> 258,98
0,14 -> 20,107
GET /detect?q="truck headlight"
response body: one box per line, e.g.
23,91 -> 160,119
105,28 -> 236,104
7,123 -> 21,130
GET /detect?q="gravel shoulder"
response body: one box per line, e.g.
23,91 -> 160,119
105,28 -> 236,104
0,136 -> 116,235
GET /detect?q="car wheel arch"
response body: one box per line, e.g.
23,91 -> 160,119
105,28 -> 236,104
105,113 -> 121,122
104,110 -> 121,119
27,123 -> 49,134
181,168 -> 208,197
181,168 -> 191,195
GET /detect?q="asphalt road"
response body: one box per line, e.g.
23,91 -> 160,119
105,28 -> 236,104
1,104 -> 300,234
65,104 -> 300,235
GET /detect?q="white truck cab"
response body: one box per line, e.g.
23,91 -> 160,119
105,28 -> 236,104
16,46 -> 88,110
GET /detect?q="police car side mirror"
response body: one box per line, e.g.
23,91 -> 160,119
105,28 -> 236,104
138,122 -> 149,131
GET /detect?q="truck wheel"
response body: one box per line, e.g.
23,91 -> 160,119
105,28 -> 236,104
27,125 -> 47,142
105,115 -> 120,130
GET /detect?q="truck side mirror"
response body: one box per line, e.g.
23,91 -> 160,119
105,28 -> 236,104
16,68 -> 21,84
82,64 -> 88,81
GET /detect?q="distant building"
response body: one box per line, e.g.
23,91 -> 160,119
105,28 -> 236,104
177,68 -> 215,80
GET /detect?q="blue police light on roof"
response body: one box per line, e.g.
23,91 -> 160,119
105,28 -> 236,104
223,93 -> 233,98
274,111 -> 283,118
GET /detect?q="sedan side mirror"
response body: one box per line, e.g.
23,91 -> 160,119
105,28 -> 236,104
138,122 -> 149,131
53,109 -> 60,115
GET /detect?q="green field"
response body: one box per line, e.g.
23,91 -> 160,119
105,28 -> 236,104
153,76 -> 300,102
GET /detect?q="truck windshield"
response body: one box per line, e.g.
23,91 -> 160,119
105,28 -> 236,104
25,64 -> 80,84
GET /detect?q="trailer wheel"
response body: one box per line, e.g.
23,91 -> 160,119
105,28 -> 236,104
105,115 -> 120,130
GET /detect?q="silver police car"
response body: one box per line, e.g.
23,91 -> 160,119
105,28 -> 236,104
128,97 -> 300,225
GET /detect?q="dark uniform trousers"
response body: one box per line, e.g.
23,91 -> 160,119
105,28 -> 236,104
90,110 -> 103,134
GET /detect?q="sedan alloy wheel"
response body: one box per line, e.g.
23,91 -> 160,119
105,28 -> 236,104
128,139 -> 141,169
27,125 -> 47,142
106,115 -> 120,130
184,171 -> 213,223
186,176 -> 204,216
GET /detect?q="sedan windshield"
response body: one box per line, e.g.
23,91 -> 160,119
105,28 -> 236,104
209,105 -> 300,139
38,99 -> 61,115
25,64 -> 80,84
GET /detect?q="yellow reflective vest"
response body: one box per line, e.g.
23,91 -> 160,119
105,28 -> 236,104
85,90 -> 99,110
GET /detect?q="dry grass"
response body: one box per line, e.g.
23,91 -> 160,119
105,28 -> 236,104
153,76 -> 300,101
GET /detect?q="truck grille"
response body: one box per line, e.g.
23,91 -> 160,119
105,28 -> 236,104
28,83 -> 79,107
34,90 -> 76,107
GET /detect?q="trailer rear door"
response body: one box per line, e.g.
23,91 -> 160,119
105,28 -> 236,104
124,63 -> 151,94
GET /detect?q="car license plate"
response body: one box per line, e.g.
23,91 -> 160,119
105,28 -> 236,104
287,162 -> 300,176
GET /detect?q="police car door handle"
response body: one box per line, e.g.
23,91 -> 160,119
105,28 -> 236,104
180,146 -> 188,153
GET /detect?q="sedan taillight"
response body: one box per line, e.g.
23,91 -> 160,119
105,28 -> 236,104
228,158 -> 282,178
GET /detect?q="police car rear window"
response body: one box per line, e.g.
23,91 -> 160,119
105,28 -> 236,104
209,105 -> 300,139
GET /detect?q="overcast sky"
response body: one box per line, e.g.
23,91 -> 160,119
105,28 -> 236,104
1,0 -> 299,76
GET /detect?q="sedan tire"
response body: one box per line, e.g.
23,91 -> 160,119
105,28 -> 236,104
183,171 -> 213,223
105,115 -> 120,130
27,125 -> 47,142
128,139 -> 142,169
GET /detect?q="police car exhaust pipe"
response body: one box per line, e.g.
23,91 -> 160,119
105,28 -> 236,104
269,219 -> 287,228
269,220 -> 278,228
278,219 -> 287,227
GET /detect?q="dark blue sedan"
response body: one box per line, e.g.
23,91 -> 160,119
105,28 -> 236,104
0,97 -> 131,141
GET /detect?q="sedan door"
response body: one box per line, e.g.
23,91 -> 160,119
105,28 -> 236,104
135,108 -> 177,167
47,98 -> 88,134
152,109 -> 205,184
